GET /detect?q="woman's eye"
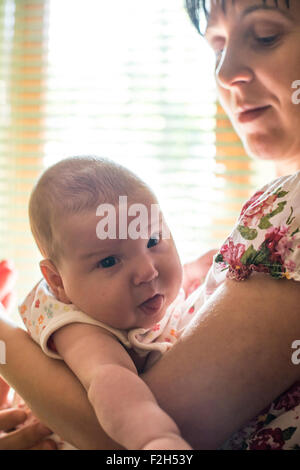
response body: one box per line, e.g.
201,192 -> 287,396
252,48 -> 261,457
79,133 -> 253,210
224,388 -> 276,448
97,256 -> 117,269
255,34 -> 279,46
147,233 -> 161,249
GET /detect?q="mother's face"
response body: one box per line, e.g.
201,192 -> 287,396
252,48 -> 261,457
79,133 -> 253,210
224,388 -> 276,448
205,0 -> 300,167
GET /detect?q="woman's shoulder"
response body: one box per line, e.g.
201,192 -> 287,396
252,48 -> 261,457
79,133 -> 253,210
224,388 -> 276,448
213,171 -> 300,283
254,170 -> 300,196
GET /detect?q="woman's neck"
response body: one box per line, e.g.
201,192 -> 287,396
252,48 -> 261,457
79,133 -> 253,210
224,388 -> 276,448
275,158 -> 300,177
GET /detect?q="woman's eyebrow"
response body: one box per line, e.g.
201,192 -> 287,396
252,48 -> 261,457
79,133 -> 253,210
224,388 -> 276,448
241,5 -> 293,20
206,3 -> 292,32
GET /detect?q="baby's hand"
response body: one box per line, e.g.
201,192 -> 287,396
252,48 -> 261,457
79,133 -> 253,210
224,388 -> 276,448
142,433 -> 192,450
182,249 -> 218,297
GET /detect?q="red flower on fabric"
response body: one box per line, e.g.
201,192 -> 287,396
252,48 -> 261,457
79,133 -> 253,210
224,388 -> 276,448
220,238 -> 252,280
264,225 -> 290,264
152,324 -> 160,332
273,381 -> 300,412
220,238 -> 246,267
249,428 -> 285,450
240,191 -> 277,227
35,299 -> 40,308
240,191 -> 265,218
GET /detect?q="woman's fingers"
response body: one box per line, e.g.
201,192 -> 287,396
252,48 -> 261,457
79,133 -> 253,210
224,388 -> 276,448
0,261 -> 17,301
0,408 -> 27,431
0,420 -> 53,450
28,438 -> 57,450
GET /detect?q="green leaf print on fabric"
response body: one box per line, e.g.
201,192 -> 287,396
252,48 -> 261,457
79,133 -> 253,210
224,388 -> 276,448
258,201 -> 287,230
274,189 -> 288,198
282,427 -> 297,441
251,243 -> 270,265
264,414 -> 277,426
237,225 -> 258,240
215,253 -> 224,263
240,245 -> 257,265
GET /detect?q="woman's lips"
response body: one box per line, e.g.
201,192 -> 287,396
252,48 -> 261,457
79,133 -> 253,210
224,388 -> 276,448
237,106 -> 271,124
139,294 -> 164,315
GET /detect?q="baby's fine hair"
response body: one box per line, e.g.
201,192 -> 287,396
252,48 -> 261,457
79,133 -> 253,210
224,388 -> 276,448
29,155 -> 152,265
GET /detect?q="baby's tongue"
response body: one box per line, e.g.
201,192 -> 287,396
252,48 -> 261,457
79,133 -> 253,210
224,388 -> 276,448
140,294 -> 164,315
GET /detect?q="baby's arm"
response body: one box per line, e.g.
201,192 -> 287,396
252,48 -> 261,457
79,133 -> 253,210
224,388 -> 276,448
54,323 -> 191,450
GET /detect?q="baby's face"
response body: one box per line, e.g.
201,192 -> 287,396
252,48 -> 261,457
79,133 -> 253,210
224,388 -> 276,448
56,192 -> 183,330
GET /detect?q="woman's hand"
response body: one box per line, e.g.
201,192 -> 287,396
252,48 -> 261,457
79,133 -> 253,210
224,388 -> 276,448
0,260 -> 17,312
0,377 -> 57,450
182,249 -> 218,297
0,407 -> 57,450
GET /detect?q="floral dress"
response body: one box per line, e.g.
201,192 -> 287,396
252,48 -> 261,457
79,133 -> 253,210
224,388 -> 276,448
203,171 -> 300,450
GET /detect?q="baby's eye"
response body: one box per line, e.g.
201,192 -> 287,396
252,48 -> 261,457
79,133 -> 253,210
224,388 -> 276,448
147,232 -> 161,249
97,256 -> 118,269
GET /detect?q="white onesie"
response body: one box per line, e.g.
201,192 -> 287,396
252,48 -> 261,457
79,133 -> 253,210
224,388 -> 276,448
19,279 -> 204,370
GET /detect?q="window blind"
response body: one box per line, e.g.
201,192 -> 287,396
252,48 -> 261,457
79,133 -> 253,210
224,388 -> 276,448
0,0 -> 275,316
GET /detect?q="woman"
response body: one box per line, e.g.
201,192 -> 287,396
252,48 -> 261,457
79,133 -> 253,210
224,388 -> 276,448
0,260 -> 56,450
1,0 -> 300,450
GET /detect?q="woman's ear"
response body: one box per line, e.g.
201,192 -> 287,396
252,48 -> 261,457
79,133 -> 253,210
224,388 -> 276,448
39,259 -> 71,304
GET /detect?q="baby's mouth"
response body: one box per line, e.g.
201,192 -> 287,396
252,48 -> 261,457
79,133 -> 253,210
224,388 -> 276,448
139,294 -> 164,316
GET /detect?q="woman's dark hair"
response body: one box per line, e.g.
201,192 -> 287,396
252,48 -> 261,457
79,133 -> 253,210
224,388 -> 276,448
185,0 -> 290,35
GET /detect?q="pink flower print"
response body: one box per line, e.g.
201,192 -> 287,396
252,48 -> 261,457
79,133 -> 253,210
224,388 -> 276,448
284,260 -> 296,272
220,238 -> 246,266
249,428 -> 285,450
241,191 -> 277,227
219,238 -> 252,280
152,324 -> 160,332
264,225 -> 291,264
165,338 -> 171,343
35,299 -> 40,309
188,306 -> 195,314
240,191 -> 265,218
273,381 -> 300,412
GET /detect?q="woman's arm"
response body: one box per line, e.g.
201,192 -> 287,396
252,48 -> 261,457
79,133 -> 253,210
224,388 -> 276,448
0,314 -> 119,449
144,273 -> 300,448
2,273 -> 300,449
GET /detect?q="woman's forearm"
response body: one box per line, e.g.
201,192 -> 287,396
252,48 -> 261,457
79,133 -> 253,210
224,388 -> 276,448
0,314 -> 120,449
1,274 -> 300,449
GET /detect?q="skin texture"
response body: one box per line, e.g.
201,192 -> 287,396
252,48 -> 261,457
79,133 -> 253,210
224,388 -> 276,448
205,0 -> 300,176
41,193 -> 182,331
0,264 -> 56,450
38,191 -> 188,450
2,0 -> 300,450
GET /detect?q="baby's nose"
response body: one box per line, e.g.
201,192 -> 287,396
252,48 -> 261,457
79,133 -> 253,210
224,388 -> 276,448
132,256 -> 159,286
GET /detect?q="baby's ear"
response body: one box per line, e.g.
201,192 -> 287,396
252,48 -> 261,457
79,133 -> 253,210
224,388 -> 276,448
39,259 -> 71,303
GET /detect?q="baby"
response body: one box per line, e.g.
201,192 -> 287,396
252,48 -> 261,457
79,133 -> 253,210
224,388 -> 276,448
19,156 -> 205,450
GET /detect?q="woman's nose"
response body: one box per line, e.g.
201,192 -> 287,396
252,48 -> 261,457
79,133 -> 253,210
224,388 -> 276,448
132,255 -> 159,286
216,40 -> 254,90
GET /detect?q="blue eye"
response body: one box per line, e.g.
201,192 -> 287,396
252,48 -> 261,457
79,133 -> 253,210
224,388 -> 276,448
97,256 -> 117,269
147,233 -> 161,249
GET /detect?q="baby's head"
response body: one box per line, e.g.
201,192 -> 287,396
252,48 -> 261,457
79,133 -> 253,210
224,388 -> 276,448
29,156 -> 182,330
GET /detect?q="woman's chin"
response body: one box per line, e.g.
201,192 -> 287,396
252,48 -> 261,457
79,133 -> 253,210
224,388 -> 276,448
243,132 -> 287,163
